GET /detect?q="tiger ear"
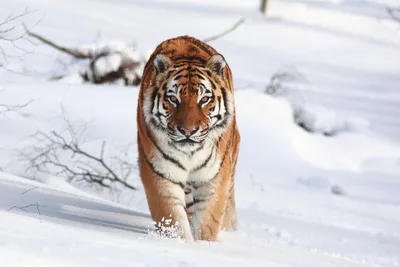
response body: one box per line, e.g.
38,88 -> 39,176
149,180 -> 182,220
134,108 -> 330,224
206,54 -> 226,75
153,54 -> 172,74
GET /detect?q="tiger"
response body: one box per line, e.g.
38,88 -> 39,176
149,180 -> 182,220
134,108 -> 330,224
136,35 -> 240,242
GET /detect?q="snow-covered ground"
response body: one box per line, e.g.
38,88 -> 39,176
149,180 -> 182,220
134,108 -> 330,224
1,0 -> 400,266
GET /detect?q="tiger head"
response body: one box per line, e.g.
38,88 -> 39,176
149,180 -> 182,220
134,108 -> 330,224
143,53 -> 234,152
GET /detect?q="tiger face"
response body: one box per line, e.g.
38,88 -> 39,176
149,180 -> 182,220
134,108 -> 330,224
143,53 -> 234,152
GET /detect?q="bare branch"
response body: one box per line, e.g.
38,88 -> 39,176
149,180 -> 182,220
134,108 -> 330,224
8,203 -> 46,215
250,175 -> 264,192
0,99 -> 33,115
21,187 -> 38,195
203,18 -> 245,43
22,23 -> 90,59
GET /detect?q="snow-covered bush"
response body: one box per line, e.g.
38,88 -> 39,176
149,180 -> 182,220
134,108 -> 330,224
265,66 -> 345,136
23,26 -> 147,86
51,40 -> 147,86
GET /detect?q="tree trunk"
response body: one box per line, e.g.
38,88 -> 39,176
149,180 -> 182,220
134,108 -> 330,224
260,0 -> 268,14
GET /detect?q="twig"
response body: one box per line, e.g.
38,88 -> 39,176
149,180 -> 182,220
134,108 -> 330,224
203,18 -> 245,43
0,8 -> 34,42
0,99 -> 33,115
8,203 -> 46,215
250,175 -> 264,192
21,187 -> 38,195
0,9 -> 42,66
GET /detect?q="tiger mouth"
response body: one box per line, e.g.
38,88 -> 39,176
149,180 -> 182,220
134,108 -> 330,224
175,138 -> 201,145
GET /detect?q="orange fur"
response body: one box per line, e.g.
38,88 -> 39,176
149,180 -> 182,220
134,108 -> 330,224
137,35 -> 240,241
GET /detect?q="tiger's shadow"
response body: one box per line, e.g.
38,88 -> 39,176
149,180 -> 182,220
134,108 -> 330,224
0,178 -> 153,235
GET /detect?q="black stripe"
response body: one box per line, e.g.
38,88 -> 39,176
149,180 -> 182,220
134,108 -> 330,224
192,150 -> 213,172
184,188 -> 192,194
209,133 -> 232,181
211,214 -> 220,224
174,75 -> 183,80
218,96 -> 222,115
173,56 -> 206,64
164,69 -> 176,80
186,201 -> 194,209
213,87 -> 230,130
193,198 -> 207,205
174,63 -> 188,67
196,74 -> 205,80
209,95 -> 223,122
172,201 -> 185,208
190,181 -> 203,190
179,36 -> 214,56
162,82 -> 168,91
150,136 -> 187,171
138,142 -> 185,189
229,182 -> 234,193
221,87 -> 228,114
204,70 -> 212,76
189,62 -> 206,68
175,67 -> 188,76
174,62 -> 203,68
209,80 -> 217,90
150,87 -> 159,113
170,141 -> 204,156
155,93 -> 161,115
188,142 -> 205,157
171,196 -> 185,207
206,225 -> 213,237
210,114 -> 222,121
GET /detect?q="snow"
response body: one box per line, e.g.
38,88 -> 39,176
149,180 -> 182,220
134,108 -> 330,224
1,0 -> 400,266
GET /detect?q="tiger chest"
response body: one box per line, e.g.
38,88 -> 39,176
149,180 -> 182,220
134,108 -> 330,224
150,142 -> 221,186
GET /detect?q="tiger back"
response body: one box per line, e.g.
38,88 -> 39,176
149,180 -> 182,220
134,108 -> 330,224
137,35 -> 240,241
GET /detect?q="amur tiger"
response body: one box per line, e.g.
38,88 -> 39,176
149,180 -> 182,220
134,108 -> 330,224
137,35 -> 240,242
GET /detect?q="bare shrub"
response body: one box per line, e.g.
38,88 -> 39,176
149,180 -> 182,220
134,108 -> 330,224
265,65 -> 306,96
23,24 -> 144,86
19,113 -> 137,192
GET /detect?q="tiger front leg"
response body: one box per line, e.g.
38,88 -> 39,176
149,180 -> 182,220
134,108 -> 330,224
190,177 -> 230,241
142,174 -> 193,242
221,180 -> 237,232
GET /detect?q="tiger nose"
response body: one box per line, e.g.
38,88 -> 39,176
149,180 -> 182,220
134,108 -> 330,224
177,126 -> 199,137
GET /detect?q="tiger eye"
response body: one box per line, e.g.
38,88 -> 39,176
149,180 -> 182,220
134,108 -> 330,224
201,96 -> 209,103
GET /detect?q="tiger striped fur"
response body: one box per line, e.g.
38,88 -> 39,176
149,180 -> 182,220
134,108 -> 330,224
137,35 -> 240,241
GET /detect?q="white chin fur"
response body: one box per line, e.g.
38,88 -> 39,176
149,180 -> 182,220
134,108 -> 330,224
173,141 -> 202,153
